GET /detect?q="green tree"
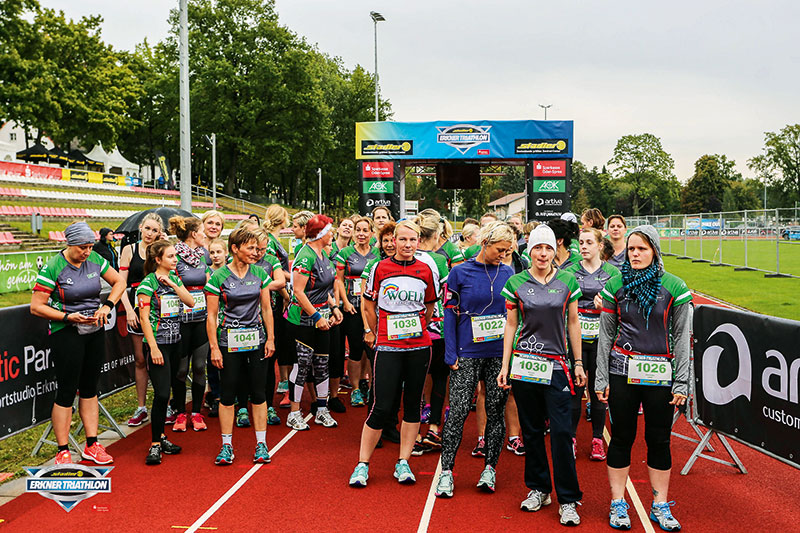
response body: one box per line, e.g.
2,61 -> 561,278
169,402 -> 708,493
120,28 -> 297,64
608,133 -> 676,215
748,124 -> 800,203
680,154 -> 741,213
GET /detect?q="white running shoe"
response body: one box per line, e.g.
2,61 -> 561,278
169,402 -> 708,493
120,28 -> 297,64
520,490 -> 552,512
286,411 -> 309,431
559,502 -> 581,526
314,407 -> 338,428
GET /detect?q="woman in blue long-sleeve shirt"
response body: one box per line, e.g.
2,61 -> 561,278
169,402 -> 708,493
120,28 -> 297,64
434,221 -> 515,498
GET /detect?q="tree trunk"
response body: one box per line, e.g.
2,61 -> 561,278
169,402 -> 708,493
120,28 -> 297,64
224,144 -> 237,195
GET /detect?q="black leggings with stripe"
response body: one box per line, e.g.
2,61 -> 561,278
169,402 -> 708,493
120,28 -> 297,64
365,347 -> 431,430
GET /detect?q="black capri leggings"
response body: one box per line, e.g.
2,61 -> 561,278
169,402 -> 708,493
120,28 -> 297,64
274,310 -> 296,367
365,347 -> 431,430
148,342 -> 182,442
51,326 -> 105,407
428,338 -> 449,426
219,345 -> 268,407
329,323 -> 343,380
570,341 -> 607,439
607,373 -> 674,470
172,320 -> 208,413
339,309 -> 366,363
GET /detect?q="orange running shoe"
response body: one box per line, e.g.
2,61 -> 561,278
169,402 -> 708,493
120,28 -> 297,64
173,412 -> 188,432
191,413 -> 208,431
54,450 -> 72,465
81,442 -> 113,465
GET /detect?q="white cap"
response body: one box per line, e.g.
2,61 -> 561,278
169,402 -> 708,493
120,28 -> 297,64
527,225 -> 557,251
560,212 -> 578,224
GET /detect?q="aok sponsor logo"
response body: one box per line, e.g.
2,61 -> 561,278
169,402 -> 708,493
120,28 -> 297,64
535,197 -> 564,207
436,124 -> 491,154
533,179 -> 565,193
363,180 -> 394,194
533,160 -> 567,177
361,140 -> 413,156
515,139 -> 568,154
362,161 -> 393,178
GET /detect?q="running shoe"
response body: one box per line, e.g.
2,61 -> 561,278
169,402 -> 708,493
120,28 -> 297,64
173,412 -> 187,432
145,444 -> 162,465
208,399 -> 219,418
476,465 -> 496,493
422,429 -> 442,450
267,407 -> 280,426
444,406 -> 450,424
81,442 -> 113,465
349,462 -> 369,487
435,470 -> 454,498
520,489 -> 551,512
253,442 -> 271,463
127,407 -> 148,427
236,408 -> 251,428
314,407 -> 338,428
471,436 -> 486,458
559,502 -> 581,526
393,459 -> 416,484
286,411 -> 309,431
279,391 -> 291,408
638,403 -> 644,415
590,437 -> 607,461
650,501 -> 681,531
506,436 -> 526,456
350,388 -> 365,407
411,440 -> 431,456
586,401 -> 592,421
339,375 -> 353,390
609,499 -> 632,530
54,450 -> 72,465
165,405 -> 177,425
276,380 -> 289,394
328,396 -> 347,413
359,379 -> 369,398
420,404 -> 431,424
215,444 -> 234,465
160,437 -> 181,455
572,437 -> 577,459
191,413 -> 207,431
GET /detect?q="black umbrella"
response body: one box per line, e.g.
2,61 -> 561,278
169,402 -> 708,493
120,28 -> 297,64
16,144 -> 51,163
115,207 -> 198,247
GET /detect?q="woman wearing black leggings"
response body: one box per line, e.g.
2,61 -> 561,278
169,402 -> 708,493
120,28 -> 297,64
137,240 -> 196,464
595,225 -> 692,532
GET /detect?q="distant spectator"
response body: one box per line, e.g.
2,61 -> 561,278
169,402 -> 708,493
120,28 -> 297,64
248,214 -> 261,226
93,228 -> 119,271
581,208 -> 606,232
480,212 -> 499,227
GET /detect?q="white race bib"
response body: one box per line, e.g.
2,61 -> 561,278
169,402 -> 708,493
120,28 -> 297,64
510,353 -> 554,385
386,312 -> 423,340
579,313 -> 600,341
351,278 -> 363,296
227,327 -> 260,352
627,355 -> 672,387
183,291 -> 206,314
160,295 -> 180,318
470,314 -> 505,343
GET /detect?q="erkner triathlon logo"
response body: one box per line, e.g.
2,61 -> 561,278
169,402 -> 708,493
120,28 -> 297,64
436,124 -> 491,154
25,464 -> 112,512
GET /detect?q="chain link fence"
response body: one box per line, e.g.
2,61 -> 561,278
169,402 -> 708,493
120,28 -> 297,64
628,208 -> 800,278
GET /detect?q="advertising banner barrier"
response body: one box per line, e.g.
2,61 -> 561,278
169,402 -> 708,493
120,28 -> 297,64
527,159 -> 571,219
0,161 -> 62,180
0,302 -> 135,440
693,305 -> 800,469
0,250 -> 61,294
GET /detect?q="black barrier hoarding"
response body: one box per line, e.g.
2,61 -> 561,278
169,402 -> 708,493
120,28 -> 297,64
359,161 -> 401,221
0,303 -> 135,439
693,305 -> 800,468
526,159 -> 571,220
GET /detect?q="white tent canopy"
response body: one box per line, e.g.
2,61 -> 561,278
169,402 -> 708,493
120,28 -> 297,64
86,143 -> 139,177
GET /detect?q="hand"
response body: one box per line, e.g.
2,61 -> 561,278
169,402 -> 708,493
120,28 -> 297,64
669,393 -> 687,406
265,339 -> 276,359
211,347 -> 223,369
593,294 -> 603,310
93,306 -> 112,326
343,301 -> 356,315
497,367 -> 511,390
364,331 -> 376,349
126,310 -> 140,327
331,307 -> 343,325
596,386 -> 609,403
449,361 -> 459,371
315,316 -> 330,330
157,274 -> 176,288
70,312 -> 97,325
573,364 -> 587,387
150,347 -> 164,366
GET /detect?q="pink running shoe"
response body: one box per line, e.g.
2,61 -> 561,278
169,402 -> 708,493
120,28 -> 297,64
191,413 -> 208,431
54,450 -> 72,465
81,442 -> 113,465
173,413 -> 188,432
127,408 -> 148,427
590,437 -> 607,461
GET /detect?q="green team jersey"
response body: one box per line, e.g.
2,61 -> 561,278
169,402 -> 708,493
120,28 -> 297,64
136,271 -> 185,345
33,251 -> 110,334
266,232 -> 289,271
436,239 -> 464,269
416,249 -> 449,337
336,245 -> 379,307
204,264 -> 272,348
462,244 -> 481,260
288,244 -> 336,326
564,262 -> 620,311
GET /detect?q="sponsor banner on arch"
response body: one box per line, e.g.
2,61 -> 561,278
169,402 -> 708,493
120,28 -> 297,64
693,305 -> 800,468
359,161 -> 401,221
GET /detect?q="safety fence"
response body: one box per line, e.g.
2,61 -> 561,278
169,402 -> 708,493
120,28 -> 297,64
626,208 -> 800,278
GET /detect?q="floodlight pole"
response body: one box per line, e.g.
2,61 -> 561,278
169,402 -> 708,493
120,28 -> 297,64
538,104 -> 552,120
179,0 -> 192,212
371,12 -> 385,122
317,168 -> 322,213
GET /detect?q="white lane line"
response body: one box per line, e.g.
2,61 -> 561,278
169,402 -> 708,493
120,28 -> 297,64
416,457 -> 443,533
186,413 -> 314,533
603,427 -> 656,533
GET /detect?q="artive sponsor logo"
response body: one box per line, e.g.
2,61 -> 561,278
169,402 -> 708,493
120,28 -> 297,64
436,124 -> 491,154
361,140 -> 413,156
533,160 -> 567,177
533,179 -> 565,193
363,180 -> 394,194
515,139 -> 568,154
365,198 -> 391,208
362,161 -> 393,178
535,197 -> 564,207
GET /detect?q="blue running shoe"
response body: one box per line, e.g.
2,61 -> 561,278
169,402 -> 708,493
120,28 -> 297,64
267,407 -> 280,426
253,442 -> 271,463
215,444 -> 234,465
349,462 -> 369,487
236,408 -> 250,428
351,388 -> 365,407
609,499 -> 631,530
394,459 -> 416,484
421,404 -> 431,424
650,501 -> 681,531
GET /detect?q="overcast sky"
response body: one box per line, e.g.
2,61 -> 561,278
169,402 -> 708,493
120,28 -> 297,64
45,0 -> 800,182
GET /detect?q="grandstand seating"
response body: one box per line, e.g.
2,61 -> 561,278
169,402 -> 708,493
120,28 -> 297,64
0,172 -> 179,197
0,232 -> 21,245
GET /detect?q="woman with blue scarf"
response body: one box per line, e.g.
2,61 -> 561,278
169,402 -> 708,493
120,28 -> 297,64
595,225 -> 692,532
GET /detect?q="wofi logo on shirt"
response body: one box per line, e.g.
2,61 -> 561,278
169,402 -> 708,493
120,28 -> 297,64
382,283 -> 423,302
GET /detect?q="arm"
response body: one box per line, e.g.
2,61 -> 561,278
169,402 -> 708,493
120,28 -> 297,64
292,271 -> 328,330
30,291 -> 91,323
206,294 -> 223,369
137,294 -> 163,364
567,299 -> 586,387
158,273 -> 194,307
118,245 -> 139,327
443,276 -> 459,367
337,267 -> 355,314
362,298 -> 378,349
267,267 -> 286,292
595,307 -> 619,402
260,287 -> 276,358
424,302 -> 434,326
669,303 -> 692,402
497,304 -> 519,389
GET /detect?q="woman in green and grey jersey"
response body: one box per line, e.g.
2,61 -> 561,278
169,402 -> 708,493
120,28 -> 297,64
31,221 -> 126,466
497,224 -> 586,526
564,227 -> 619,461
335,216 -> 379,407
605,214 -> 628,268
595,225 -> 692,531
547,217 -> 581,270
287,214 -> 343,430
327,216 -> 355,412
205,226 -> 276,466
137,240 -> 196,464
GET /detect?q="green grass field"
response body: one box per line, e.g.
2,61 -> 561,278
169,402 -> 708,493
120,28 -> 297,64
662,237 -> 800,276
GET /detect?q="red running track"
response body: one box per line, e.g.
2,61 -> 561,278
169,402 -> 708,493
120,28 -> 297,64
1,294 -> 798,531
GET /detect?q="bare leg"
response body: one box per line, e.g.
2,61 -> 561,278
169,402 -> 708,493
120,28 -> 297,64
506,390 -> 521,437
330,377 -> 341,400
399,421 -> 421,460
358,424 -> 383,463
608,465 -> 630,500
219,404 -> 235,435
252,402 -> 267,432
79,396 -> 99,439
279,364 -> 290,383
476,382 -> 487,436
52,404 -> 73,446
648,467 -> 671,503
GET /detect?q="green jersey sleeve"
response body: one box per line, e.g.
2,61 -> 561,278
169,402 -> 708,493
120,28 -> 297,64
135,273 -> 159,298
87,251 -> 110,275
292,246 -> 315,277
204,267 -> 228,296
662,272 -> 692,306
252,264 -> 273,289
501,271 -> 529,304
33,255 -> 62,293
601,275 -> 623,303
559,271 -> 582,303
601,262 -> 620,277
462,244 -> 480,260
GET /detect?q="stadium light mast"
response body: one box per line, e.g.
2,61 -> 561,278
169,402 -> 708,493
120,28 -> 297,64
370,11 -> 385,122
179,0 -> 192,212
538,104 -> 552,120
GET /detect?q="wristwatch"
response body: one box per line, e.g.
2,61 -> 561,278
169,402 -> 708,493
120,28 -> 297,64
364,328 -> 371,334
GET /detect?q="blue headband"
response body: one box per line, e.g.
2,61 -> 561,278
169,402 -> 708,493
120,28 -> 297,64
65,222 -> 96,246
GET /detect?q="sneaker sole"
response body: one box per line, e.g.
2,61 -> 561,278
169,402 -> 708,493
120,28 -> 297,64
434,490 -> 453,498
314,420 -> 338,427
81,453 -> 113,465
253,456 -> 271,464
609,521 -> 632,530
477,481 -> 495,493
521,496 -> 551,512
590,454 -> 607,461
395,476 -> 416,484
649,513 -> 680,532
215,456 -> 235,465
127,419 -> 147,427
471,452 -> 485,458
172,427 -> 187,432
349,479 -> 368,487
145,458 -> 161,465
162,449 -> 181,455
287,424 -> 310,431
